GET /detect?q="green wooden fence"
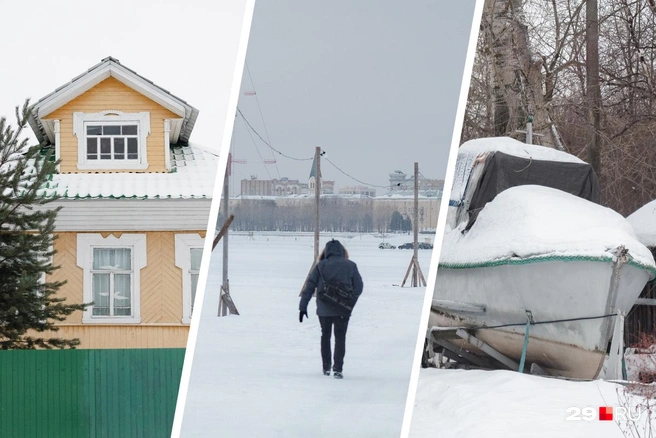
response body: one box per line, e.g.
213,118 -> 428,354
0,348 -> 184,438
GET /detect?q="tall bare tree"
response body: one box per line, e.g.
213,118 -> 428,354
586,0 -> 602,174
478,0 -> 564,147
464,0 -> 656,215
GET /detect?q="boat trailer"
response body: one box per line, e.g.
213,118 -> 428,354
423,325 -> 548,376
423,309 -> 628,381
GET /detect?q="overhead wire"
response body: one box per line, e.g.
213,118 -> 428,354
244,63 -> 281,179
322,156 -> 389,189
241,115 -> 273,180
237,108 -> 313,162
237,105 -> 428,191
418,171 -> 445,190
236,69 -> 416,188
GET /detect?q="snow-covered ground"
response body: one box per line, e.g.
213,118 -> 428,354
180,232 -> 431,437
409,368 -> 655,438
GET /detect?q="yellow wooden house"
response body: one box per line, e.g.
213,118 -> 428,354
27,57 -> 216,348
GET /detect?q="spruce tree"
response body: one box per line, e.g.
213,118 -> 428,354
389,211 -> 403,231
0,100 -> 86,349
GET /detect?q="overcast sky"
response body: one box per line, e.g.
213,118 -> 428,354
230,0 -> 477,194
0,0 -> 251,155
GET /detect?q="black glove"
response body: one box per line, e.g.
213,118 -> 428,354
299,310 -> 308,323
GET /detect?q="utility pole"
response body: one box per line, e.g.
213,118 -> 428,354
218,153 -> 231,316
299,146 -> 322,298
413,162 -> 419,286
402,162 -> 426,287
314,146 -> 321,262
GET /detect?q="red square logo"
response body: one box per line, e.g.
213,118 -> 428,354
599,407 -> 613,421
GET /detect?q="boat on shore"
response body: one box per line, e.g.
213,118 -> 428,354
429,137 -> 656,379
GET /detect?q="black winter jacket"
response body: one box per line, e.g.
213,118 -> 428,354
299,241 -> 364,317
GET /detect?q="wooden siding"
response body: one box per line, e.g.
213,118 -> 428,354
49,230 -> 206,348
46,76 -> 180,173
38,325 -> 189,349
142,231 -> 181,323
52,232 -> 84,323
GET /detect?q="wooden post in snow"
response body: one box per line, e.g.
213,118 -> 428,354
402,162 -> 426,287
314,146 -> 321,263
212,215 -> 234,250
413,162 -> 419,286
299,147 -> 322,298
217,154 -> 239,316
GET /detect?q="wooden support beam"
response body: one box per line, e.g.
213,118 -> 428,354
212,214 -> 235,251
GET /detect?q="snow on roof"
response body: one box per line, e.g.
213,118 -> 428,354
460,137 -> 585,163
440,185 -> 655,272
41,143 -> 218,200
627,199 -> 656,248
451,137 -> 585,204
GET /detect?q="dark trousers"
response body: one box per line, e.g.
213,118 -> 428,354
319,315 -> 350,372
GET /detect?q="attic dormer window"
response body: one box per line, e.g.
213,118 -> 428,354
86,124 -> 139,160
74,111 -> 150,170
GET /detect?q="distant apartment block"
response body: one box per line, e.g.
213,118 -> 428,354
339,185 -> 376,197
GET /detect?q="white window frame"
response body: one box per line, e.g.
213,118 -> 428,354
77,233 -> 146,324
175,234 -> 205,324
73,111 -> 150,170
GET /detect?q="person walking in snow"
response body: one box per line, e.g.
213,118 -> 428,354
299,239 -> 363,379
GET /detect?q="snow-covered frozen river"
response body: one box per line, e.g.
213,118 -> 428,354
180,232 -> 431,437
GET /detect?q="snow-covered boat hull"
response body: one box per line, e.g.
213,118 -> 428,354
430,258 -> 652,379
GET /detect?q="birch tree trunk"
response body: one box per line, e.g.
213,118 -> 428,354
484,0 -> 562,147
586,0 -> 602,175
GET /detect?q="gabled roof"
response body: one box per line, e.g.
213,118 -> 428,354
27,56 -> 199,145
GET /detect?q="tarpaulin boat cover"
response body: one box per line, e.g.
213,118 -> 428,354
465,151 -> 600,230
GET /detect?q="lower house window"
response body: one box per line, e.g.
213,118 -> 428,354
91,248 -> 133,316
175,234 -> 205,324
189,248 -> 203,315
77,234 -> 146,324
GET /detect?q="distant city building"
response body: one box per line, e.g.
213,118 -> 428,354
241,176 -> 308,196
240,157 -> 334,196
308,154 -> 320,193
389,170 -> 408,191
241,176 -> 273,196
322,180 -> 335,195
339,185 -> 376,197
273,177 -> 305,196
387,170 -> 443,197
240,167 -> 440,198
307,155 -> 334,194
